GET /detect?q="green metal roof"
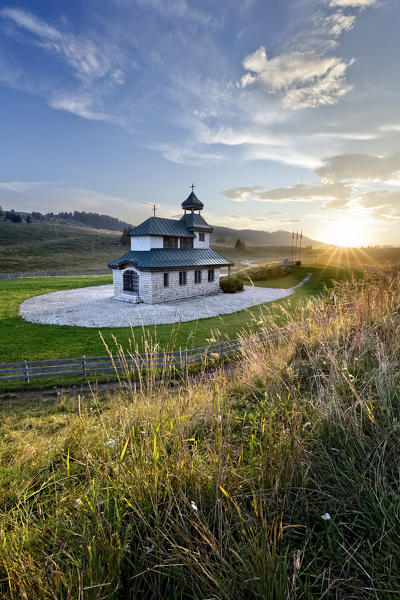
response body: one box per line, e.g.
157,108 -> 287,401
180,213 -> 213,233
181,191 -> 204,210
109,248 -> 233,271
130,217 -> 195,238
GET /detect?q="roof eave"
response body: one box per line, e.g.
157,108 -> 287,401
131,232 -> 195,238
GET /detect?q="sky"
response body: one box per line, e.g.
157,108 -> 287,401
0,0 -> 399,246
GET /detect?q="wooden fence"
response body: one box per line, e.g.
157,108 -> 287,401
0,270 -> 109,280
0,329 -> 289,384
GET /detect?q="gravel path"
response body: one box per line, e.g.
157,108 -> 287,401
19,284 -> 297,328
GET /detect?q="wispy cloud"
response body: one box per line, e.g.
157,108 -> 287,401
222,186 -> 263,202
136,0 -> 220,26
329,0 -> 376,8
222,182 -> 353,205
49,94 -> 125,125
316,152 -> 400,182
1,8 -> 124,84
241,47 -> 354,109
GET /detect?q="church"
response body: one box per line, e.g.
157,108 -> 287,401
108,188 -> 233,304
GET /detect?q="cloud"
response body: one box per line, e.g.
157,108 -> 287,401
365,197 -> 400,222
316,152 -> 400,182
0,8 -> 124,83
222,186 -> 263,202
241,46 -> 354,109
257,182 -> 351,203
221,182 -> 353,210
329,0 -> 376,7
324,12 -> 356,37
49,95 -> 122,124
379,124 -> 400,132
136,0 -> 219,26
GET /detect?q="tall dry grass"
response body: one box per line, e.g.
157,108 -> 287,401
0,268 -> 399,599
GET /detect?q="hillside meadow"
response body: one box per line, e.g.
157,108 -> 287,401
0,222 -> 121,273
0,268 -> 399,598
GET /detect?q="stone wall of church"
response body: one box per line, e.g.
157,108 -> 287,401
112,267 -> 220,304
151,268 -> 220,303
112,267 -> 153,303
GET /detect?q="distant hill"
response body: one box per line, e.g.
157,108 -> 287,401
0,208 -> 132,232
211,226 -> 325,247
0,208 -> 324,246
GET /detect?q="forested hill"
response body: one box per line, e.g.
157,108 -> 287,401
0,209 -> 132,232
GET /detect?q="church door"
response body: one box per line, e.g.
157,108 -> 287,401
123,269 -> 139,294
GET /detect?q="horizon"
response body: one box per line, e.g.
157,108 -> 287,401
3,206 -> 399,249
1,0 -> 400,246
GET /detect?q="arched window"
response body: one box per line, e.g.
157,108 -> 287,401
123,269 -> 139,294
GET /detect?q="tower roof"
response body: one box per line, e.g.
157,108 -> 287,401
181,191 -> 204,211
180,212 -> 213,233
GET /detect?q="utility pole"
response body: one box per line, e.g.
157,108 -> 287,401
299,230 -> 302,262
291,230 -> 294,265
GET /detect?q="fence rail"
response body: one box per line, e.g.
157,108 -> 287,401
0,270 -> 109,280
0,329 -> 289,384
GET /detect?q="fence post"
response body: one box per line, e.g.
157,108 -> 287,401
82,356 -> 87,378
24,359 -> 30,384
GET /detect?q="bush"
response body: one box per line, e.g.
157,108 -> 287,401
219,277 -> 244,293
236,263 -> 289,283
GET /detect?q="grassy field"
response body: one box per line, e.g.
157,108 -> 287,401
0,265 -> 354,366
1,269 -> 399,598
0,222 -> 121,273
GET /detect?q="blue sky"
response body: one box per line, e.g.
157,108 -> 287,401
0,0 -> 399,244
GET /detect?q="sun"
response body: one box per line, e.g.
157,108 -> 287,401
324,219 -> 366,247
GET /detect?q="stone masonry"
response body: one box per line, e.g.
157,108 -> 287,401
113,266 -> 220,304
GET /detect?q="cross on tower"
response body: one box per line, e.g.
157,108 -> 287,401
191,183 -> 195,192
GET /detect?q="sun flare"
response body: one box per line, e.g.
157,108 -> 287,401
324,219 -> 366,247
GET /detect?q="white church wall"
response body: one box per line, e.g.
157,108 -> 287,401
193,232 -> 210,249
130,236 -> 164,251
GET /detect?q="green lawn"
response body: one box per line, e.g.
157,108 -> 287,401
0,265 -> 355,366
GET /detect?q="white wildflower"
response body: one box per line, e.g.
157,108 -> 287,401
75,498 -> 82,508
321,513 -> 331,521
217,414 -> 222,424
105,439 -> 116,448
303,422 -> 311,428
190,501 -> 198,511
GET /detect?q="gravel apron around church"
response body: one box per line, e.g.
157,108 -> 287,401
19,284 -> 295,327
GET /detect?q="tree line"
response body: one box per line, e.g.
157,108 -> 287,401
0,208 -> 132,231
